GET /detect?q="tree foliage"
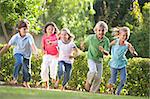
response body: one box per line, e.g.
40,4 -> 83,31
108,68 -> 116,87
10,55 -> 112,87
41,0 -> 95,40
0,0 -> 45,35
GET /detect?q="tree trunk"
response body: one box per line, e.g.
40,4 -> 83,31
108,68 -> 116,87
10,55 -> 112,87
0,16 -> 9,42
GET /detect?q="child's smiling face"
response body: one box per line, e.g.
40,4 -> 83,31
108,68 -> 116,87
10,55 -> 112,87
96,26 -> 105,40
46,25 -> 55,34
19,27 -> 28,37
60,30 -> 69,41
119,30 -> 128,41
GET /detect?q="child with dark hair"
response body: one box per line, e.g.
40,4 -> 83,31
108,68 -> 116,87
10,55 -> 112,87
0,20 -> 38,88
40,22 -> 59,89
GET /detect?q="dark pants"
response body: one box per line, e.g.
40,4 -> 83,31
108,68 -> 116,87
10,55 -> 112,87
57,61 -> 72,87
13,53 -> 31,82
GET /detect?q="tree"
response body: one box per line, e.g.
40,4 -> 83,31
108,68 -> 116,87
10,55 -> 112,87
93,0 -> 131,27
129,2 -> 150,58
0,0 -> 45,42
41,0 -> 95,42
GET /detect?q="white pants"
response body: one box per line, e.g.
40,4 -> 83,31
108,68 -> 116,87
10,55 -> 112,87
87,59 -> 103,93
41,54 -> 58,81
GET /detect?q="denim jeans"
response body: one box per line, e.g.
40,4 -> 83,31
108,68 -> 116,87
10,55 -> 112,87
13,53 -> 31,82
57,61 -> 72,87
109,67 -> 127,95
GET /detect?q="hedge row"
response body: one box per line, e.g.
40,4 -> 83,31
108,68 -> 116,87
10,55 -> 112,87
0,45 -> 149,96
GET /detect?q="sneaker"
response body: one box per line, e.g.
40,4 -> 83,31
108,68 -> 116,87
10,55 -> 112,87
84,80 -> 91,92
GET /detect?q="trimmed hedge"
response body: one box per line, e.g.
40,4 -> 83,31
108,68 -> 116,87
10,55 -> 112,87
0,45 -> 149,96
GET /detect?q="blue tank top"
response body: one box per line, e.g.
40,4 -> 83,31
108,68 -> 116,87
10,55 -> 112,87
109,39 -> 128,69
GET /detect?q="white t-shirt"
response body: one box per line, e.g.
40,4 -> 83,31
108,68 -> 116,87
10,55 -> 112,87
58,40 -> 76,64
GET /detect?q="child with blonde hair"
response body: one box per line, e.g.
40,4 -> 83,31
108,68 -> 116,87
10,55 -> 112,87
107,26 -> 138,95
80,21 -> 110,93
54,28 -> 78,90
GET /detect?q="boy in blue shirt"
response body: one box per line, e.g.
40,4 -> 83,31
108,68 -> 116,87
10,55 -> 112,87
0,20 -> 38,88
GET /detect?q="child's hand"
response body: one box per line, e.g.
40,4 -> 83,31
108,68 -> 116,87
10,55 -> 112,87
99,46 -> 104,52
133,51 -> 138,57
69,55 -> 75,59
80,42 -> 85,51
48,40 -> 52,45
34,53 -> 39,60
99,46 -> 109,56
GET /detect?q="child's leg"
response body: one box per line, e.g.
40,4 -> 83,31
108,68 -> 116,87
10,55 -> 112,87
12,53 -> 23,83
57,61 -> 64,80
40,55 -> 50,89
22,58 -> 31,88
85,59 -> 97,91
40,55 -> 50,82
49,56 -> 58,83
54,61 -> 64,88
90,62 -> 103,93
116,67 -> 126,95
107,67 -> 118,94
108,67 -> 118,84
62,62 -> 72,89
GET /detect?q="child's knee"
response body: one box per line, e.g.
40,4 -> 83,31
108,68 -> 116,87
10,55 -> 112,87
120,78 -> 126,84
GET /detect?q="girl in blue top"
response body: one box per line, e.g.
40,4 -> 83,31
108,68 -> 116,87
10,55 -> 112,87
107,27 -> 138,95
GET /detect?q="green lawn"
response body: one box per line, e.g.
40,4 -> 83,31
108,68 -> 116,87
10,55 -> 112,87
0,86 -> 148,99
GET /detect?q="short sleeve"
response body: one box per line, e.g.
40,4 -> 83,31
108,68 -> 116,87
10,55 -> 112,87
28,34 -> 35,46
8,35 -> 17,46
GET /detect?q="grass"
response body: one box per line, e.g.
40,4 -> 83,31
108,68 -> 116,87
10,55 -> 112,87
0,86 -> 148,99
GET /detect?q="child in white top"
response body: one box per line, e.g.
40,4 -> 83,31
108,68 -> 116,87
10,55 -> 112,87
54,28 -> 78,90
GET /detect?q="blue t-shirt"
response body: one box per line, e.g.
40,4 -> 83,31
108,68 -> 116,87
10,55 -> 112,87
8,33 -> 35,59
109,39 -> 128,69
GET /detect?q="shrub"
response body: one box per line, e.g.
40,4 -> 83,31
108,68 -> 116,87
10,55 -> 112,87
0,46 -> 149,96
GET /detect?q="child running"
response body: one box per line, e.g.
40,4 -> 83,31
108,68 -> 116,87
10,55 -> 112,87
0,20 -> 38,88
80,21 -> 110,93
40,22 -> 59,89
107,26 -> 138,95
54,28 -> 78,90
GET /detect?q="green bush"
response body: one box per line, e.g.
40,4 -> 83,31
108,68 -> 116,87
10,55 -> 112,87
0,46 -> 149,96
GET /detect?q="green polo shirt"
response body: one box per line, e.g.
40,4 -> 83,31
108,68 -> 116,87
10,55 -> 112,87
85,34 -> 110,62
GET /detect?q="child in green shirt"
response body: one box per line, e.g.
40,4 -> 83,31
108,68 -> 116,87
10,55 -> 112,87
81,21 -> 110,93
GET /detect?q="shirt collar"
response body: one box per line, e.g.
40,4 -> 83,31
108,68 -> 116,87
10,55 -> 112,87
17,32 -> 29,39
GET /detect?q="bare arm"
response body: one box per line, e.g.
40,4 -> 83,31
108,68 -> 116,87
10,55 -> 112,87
0,44 -> 11,56
31,43 -> 39,59
128,43 -> 138,56
69,47 -> 79,59
110,40 -> 116,47
80,41 -> 85,51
